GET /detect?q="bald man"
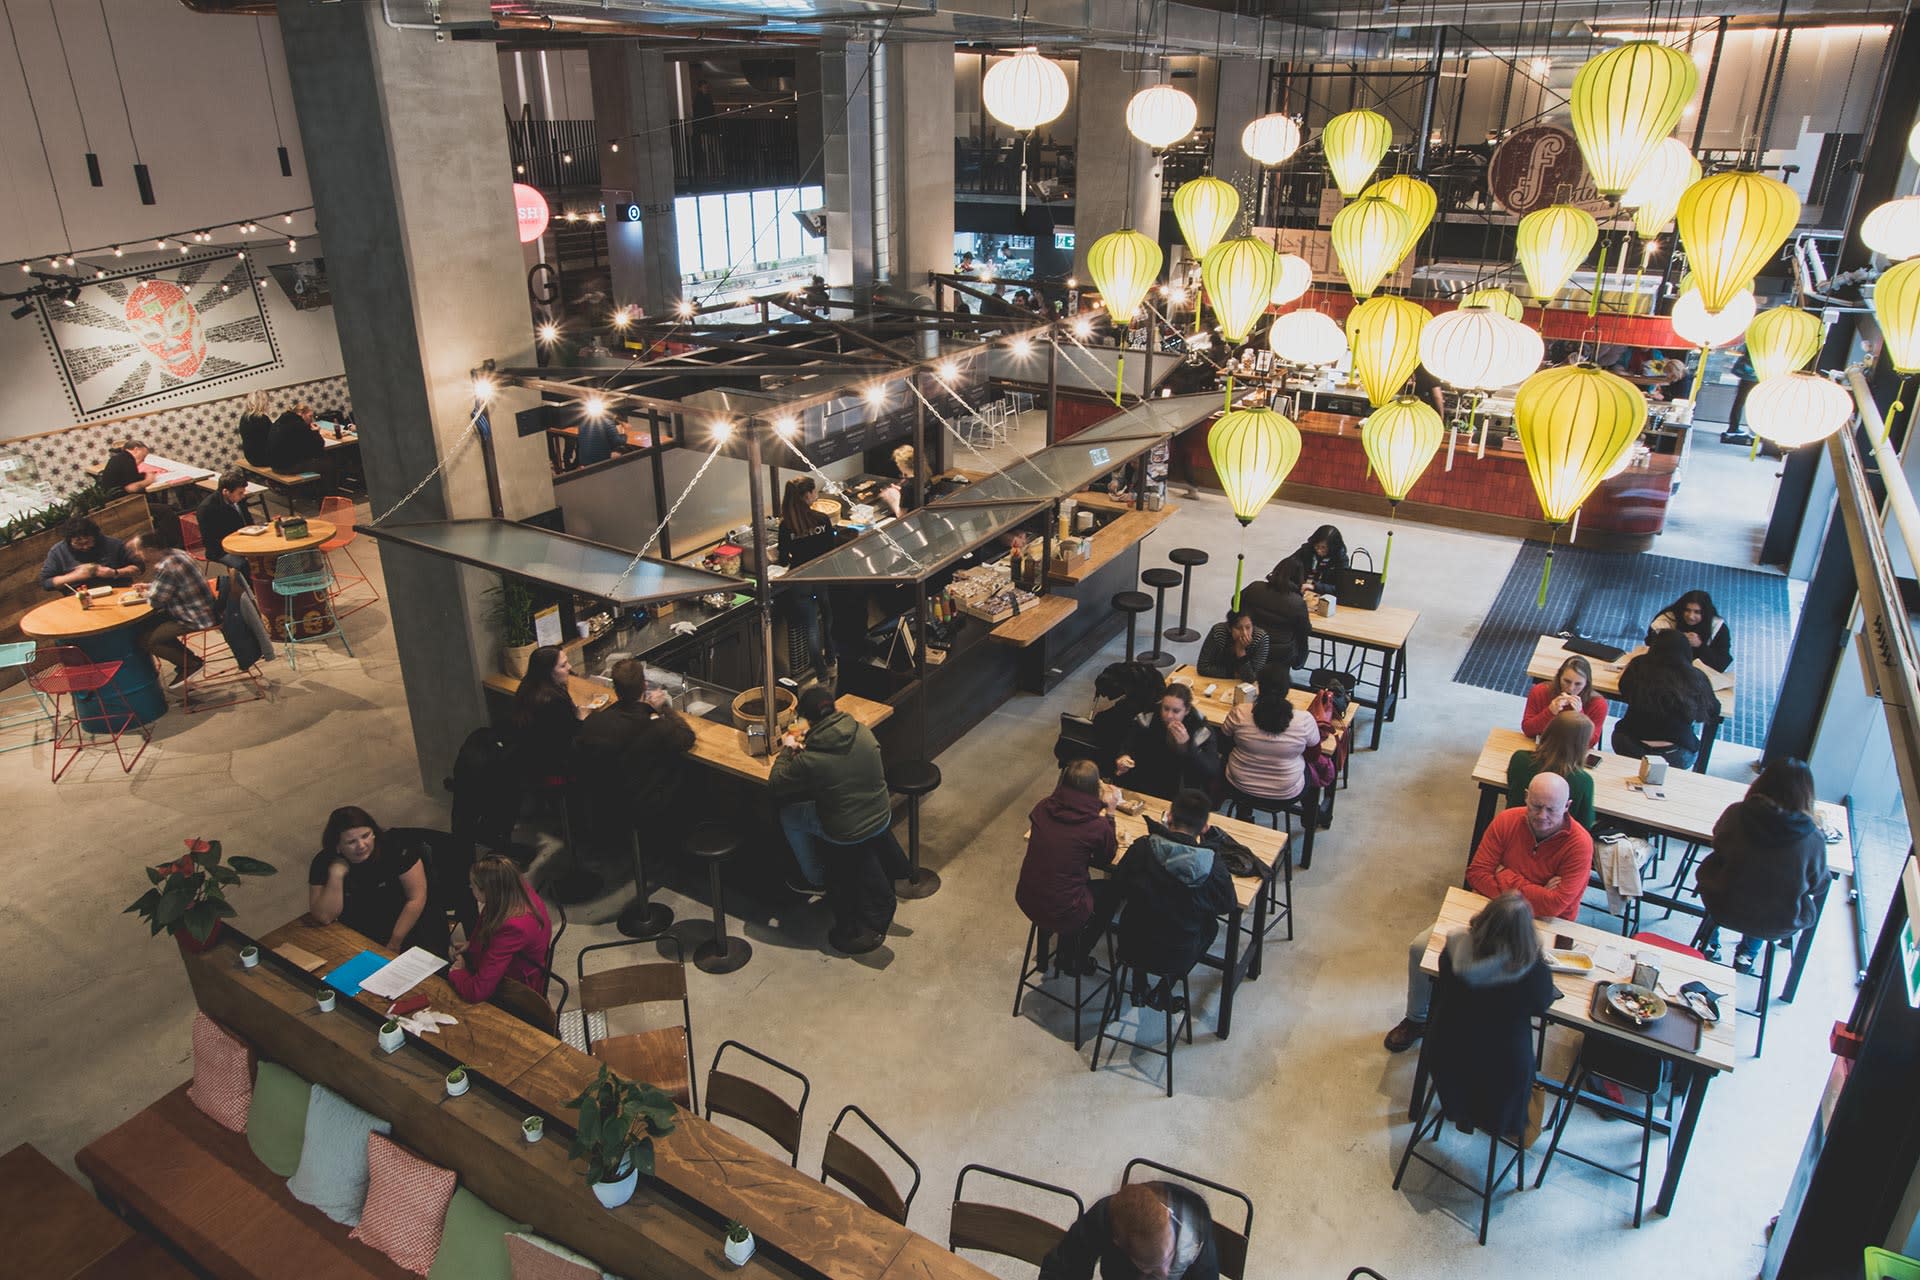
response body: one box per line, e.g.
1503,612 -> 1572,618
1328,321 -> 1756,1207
1385,772 -> 1592,1052
1041,1181 -> 1218,1280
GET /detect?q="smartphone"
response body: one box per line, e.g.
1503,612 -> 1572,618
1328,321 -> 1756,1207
1552,933 -> 1574,951
1585,752 -> 1602,767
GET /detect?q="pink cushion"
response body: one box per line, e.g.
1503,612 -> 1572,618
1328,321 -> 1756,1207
186,1012 -> 252,1133
349,1134 -> 458,1276
504,1232 -> 605,1280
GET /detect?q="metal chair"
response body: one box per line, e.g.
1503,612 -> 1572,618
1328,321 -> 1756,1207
0,641 -> 53,755
178,512 -> 207,564
1121,1159 -> 1255,1280
821,1104 -> 921,1225
1393,1030 -> 1530,1245
704,1041 -> 810,1167
1090,955 -> 1193,1098
317,496 -> 378,617
490,976 -> 559,1036
271,549 -> 353,669
1013,920 -> 1112,1051
26,644 -> 150,781
1533,1035 -> 1672,1227
179,573 -> 270,714
949,1164 -> 1084,1268
573,935 -> 697,1109
1692,915 -> 1792,1057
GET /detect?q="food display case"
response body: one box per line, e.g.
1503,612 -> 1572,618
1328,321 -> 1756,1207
0,447 -> 58,527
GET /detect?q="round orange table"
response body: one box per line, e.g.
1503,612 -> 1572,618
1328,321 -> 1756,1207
19,592 -> 167,727
224,519 -> 336,639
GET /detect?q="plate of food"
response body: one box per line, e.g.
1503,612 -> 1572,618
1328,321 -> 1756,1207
1605,982 -> 1668,1026
1544,949 -> 1593,974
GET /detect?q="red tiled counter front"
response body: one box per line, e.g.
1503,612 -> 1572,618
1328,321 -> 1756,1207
1179,409 -> 1677,545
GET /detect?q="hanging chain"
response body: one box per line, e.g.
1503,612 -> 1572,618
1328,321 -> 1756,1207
366,402 -> 484,527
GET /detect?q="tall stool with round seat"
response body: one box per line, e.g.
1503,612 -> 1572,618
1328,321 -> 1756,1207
1164,548 -> 1209,642
617,823 -> 674,940
689,822 -> 752,974
889,759 -> 943,900
1138,568 -> 1183,668
1112,591 -> 1153,662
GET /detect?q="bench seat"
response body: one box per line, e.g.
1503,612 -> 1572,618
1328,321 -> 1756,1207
236,461 -> 324,514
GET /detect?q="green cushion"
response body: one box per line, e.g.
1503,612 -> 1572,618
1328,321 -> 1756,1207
427,1189 -> 527,1280
246,1061 -> 311,1177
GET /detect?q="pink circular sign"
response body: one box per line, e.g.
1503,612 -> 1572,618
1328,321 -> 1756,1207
513,183 -> 550,243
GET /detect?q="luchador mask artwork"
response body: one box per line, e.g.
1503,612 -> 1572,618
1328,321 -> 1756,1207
124,279 -> 208,378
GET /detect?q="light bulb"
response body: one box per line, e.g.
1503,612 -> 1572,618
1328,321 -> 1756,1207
863,385 -> 887,407
537,322 -> 560,344
283,215 -> 292,224
1072,317 -> 1093,339
710,417 -> 734,441
772,415 -> 798,438
583,395 -> 607,419
610,307 -> 631,329
937,360 -> 959,382
675,299 -> 695,318
472,375 -> 496,403
1011,337 -> 1033,358
111,246 -> 121,257
610,142 -> 620,153
288,238 -> 298,252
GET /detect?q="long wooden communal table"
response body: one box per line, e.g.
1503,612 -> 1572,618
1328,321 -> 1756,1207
1413,886 -> 1739,1217
1528,634 -> 1734,769
218,918 -> 990,1280
1470,727 -> 1853,1001
1301,598 -> 1419,751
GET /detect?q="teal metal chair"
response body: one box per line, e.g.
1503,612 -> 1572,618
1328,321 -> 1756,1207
272,549 -> 353,669
0,641 -> 52,754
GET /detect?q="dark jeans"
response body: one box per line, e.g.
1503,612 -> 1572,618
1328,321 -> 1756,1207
1037,880 -> 1122,972
1610,723 -> 1697,771
138,617 -> 194,670
211,550 -> 251,581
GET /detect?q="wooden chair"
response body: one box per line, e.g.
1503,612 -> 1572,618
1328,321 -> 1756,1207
574,936 -> 697,1109
704,1040 -> 810,1167
1122,1159 -> 1255,1280
490,976 -> 558,1036
820,1104 -> 920,1225
948,1164 -> 1083,1269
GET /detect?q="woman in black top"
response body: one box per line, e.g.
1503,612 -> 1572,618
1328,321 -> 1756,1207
1237,559 -> 1312,670
511,645 -> 583,780
1646,589 -> 1732,673
1424,891 -> 1559,1139
1115,684 -> 1221,800
1695,758 -> 1829,970
1611,629 -> 1719,768
777,477 -> 838,674
238,391 -> 274,466
307,806 -> 434,952
1287,524 -> 1348,593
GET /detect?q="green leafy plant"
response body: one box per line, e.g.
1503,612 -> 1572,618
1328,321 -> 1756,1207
484,575 -> 537,648
124,838 -> 277,942
725,1222 -> 751,1244
566,1064 -> 678,1185
447,1066 -> 467,1083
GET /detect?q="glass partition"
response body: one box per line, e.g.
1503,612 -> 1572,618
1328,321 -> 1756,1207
778,499 -> 1048,584
361,519 -> 740,607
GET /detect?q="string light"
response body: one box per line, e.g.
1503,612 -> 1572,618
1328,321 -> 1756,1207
583,394 -> 608,419
537,321 -> 561,345
710,417 -> 734,441
773,415 -> 798,438
471,375 -> 496,403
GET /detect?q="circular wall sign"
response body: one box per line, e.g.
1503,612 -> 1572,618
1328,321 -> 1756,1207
513,182 -> 550,243
1487,126 -> 1606,216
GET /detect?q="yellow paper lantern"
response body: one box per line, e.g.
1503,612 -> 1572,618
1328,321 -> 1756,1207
1364,174 -> 1438,268
1513,363 -> 1648,523
1569,41 -> 1698,196
981,49 -> 1070,132
1330,195 -> 1411,300
1269,253 -> 1315,307
1346,295 -> 1429,407
1675,171 -> 1802,315
1208,406 -> 1302,525
1086,229 -> 1163,328
1875,258 -> 1920,374
1745,306 -> 1822,380
1126,84 -> 1197,149
1241,114 -> 1303,166
1515,205 -> 1599,304
1459,287 -> 1525,321
1419,305 -> 1545,391
1362,397 -> 1445,501
1173,177 -> 1241,262
1744,373 -> 1853,449
1201,236 -> 1278,344
1670,286 -> 1755,349
1322,109 -> 1393,197
1268,309 -> 1347,366
1862,197 -> 1920,261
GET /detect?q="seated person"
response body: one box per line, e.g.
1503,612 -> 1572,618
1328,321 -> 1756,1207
1077,661 -> 1166,775
573,412 -> 620,469
238,391 -> 274,466
510,645 -> 586,779
38,515 -> 139,592
446,853 -> 552,1002
193,470 -> 254,578
100,439 -> 154,495
1385,773 -> 1592,1052
1612,629 -> 1719,769
1506,710 -> 1596,829
1286,524 -> 1348,593
1195,609 -> 1270,682
1016,760 -> 1122,976
1219,664 -> 1321,812
1647,589 -> 1732,673
267,401 -> 327,474
308,806 -> 437,953
573,658 -> 696,842
803,274 -> 830,311
1112,788 -> 1235,1013
1237,560 -> 1311,670
1114,684 -> 1220,800
776,479 -> 843,676
1522,654 -> 1607,746
1040,1180 -> 1219,1280
1695,758 -> 1829,971
770,686 -> 894,910
127,530 -> 219,685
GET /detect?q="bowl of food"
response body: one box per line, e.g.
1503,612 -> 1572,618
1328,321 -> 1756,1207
1605,982 -> 1668,1026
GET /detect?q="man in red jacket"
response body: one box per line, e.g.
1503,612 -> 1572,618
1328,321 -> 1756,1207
1385,773 -> 1593,1052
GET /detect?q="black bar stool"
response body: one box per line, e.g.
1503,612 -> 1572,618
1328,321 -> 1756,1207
617,825 -> 673,940
889,759 -> 942,900
689,822 -> 752,974
1165,548 -> 1209,642
1138,568 -> 1183,668
1112,591 -> 1153,662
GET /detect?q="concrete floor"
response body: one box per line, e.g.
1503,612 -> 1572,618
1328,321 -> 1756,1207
0,438 -> 1860,1280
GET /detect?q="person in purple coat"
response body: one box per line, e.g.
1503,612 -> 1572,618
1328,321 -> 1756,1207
1016,759 -> 1122,975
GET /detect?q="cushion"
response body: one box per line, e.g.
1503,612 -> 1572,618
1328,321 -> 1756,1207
286,1083 -> 391,1225
349,1134 -> 458,1276
246,1061 -> 311,1176
505,1231 -> 621,1280
186,1011 -> 252,1133
426,1189 -> 526,1280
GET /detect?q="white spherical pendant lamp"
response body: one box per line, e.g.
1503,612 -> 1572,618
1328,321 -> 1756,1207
1744,373 -> 1854,449
1419,305 -> 1545,391
1670,285 -> 1755,349
1269,253 -> 1315,307
1126,84 -> 1197,150
1863,197 -> 1920,261
1269,309 -> 1347,367
982,48 -> 1070,131
1241,114 -> 1303,167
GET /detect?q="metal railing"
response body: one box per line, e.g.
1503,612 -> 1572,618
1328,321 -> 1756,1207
671,114 -> 802,193
508,118 -> 601,189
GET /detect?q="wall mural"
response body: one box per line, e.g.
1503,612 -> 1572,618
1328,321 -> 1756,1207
35,251 -> 282,419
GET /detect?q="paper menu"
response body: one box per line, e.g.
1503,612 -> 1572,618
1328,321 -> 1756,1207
358,947 -> 450,1000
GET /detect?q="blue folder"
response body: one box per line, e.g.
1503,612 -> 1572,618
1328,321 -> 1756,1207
323,950 -> 388,997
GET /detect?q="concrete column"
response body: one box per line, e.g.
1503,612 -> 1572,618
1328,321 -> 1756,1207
276,4 -> 555,790
820,39 -> 874,292
888,42 -> 957,291
1073,49 -> 1162,280
1212,58 -> 1268,213
589,44 -> 682,318
795,52 -> 824,188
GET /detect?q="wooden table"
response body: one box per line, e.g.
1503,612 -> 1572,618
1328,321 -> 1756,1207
246,920 -> 988,1280
988,593 -> 1077,646
19,591 -> 166,728
224,519 -> 336,638
1304,598 -> 1419,750
1470,726 -> 1851,1000
1529,635 -> 1734,768
1,1142 -> 193,1278
1414,886 -> 1738,1216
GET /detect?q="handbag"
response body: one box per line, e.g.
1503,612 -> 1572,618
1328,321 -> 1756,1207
1332,547 -> 1384,610
1308,669 -> 1353,720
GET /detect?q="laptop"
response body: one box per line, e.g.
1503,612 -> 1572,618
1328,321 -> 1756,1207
1562,636 -> 1627,662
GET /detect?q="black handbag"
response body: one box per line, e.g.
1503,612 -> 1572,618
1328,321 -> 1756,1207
1331,547 -> 1384,610
1308,669 -> 1354,719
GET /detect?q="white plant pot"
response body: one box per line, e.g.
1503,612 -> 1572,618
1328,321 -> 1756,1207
239,945 -> 259,969
724,1232 -> 756,1266
316,989 -> 337,1012
522,1117 -> 543,1144
445,1072 -> 470,1097
377,1024 -> 405,1054
591,1157 -> 639,1209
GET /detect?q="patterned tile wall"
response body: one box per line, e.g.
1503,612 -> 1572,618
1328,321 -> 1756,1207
7,375 -> 352,497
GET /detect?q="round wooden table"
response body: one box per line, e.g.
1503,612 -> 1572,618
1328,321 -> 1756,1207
225,520 -> 336,639
19,592 -> 167,728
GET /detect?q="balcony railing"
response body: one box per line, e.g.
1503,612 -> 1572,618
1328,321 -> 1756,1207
508,118 -> 601,189
670,113 -> 802,193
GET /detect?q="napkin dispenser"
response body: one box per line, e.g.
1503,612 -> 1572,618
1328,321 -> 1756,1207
1638,756 -> 1668,785
741,723 -> 770,758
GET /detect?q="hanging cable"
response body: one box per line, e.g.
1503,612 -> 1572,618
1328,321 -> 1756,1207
4,0 -> 75,251
46,1 -> 99,187
255,17 -> 292,177
96,0 -> 152,204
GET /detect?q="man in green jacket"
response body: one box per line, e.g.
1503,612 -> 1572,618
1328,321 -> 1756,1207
771,686 -> 894,899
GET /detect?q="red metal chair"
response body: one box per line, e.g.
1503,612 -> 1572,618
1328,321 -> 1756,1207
178,512 -> 207,564
317,496 -> 377,617
26,644 -> 150,781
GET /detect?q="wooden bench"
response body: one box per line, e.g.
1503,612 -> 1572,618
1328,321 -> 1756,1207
1,1141 -> 194,1279
75,1083 -> 414,1280
236,461 -> 325,515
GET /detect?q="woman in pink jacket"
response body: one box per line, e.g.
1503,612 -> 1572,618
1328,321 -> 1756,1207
447,854 -> 553,1003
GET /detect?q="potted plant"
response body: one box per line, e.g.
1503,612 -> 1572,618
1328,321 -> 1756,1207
566,1064 -> 677,1209
445,1065 -> 470,1097
378,1018 -> 405,1053
485,576 -> 538,677
723,1221 -> 755,1266
125,838 -> 277,952
521,1115 -> 544,1143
